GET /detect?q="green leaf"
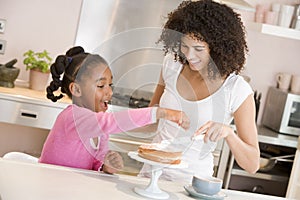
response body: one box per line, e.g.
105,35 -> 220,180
23,49 -> 52,73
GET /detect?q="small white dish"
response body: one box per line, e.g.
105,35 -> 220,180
184,185 -> 226,200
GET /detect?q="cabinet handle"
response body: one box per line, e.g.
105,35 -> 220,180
20,109 -> 37,119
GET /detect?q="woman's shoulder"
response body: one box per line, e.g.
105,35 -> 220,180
225,73 -> 250,87
162,54 -> 182,75
163,54 -> 181,68
224,74 -> 253,112
224,73 -> 253,93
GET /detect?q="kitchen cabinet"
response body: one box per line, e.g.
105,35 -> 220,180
286,136 -> 300,199
223,126 -> 299,197
0,86 -> 71,157
245,21 -> 300,40
0,86 -> 70,129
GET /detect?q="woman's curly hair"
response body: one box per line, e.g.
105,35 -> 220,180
158,0 -> 248,77
46,46 -> 108,102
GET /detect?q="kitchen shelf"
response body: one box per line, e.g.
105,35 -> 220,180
245,21 -> 300,40
231,169 -> 289,182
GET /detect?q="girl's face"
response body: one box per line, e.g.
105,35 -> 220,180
78,64 -> 113,113
180,34 -> 210,71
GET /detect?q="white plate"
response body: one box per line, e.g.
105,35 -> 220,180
128,151 -> 188,168
184,185 -> 226,200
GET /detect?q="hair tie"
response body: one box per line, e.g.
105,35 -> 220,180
67,57 -> 73,63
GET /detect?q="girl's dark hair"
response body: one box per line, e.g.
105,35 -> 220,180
46,46 -> 108,102
158,0 -> 248,77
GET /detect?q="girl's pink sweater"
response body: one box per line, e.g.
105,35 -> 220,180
39,104 -> 156,171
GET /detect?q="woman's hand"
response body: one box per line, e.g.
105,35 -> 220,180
157,108 -> 190,130
102,151 -> 124,174
194,121 -> 234,143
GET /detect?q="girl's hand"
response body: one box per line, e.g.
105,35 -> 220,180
102,151 -> 124,174
194,121 -> 234,143
157,108 -> 190,130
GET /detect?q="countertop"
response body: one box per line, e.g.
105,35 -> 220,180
0,158 -> 290,200
257,126 -> 298,148
0,85 -> 71,108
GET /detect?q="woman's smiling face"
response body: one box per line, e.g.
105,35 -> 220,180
78,63 -> 113,113
180,34 -> 211,71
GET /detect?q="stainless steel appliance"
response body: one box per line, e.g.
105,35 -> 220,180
262,87 -> 300,136
75,0 -> 184,94
291,4 -> 300,30
75,0 -> 254,94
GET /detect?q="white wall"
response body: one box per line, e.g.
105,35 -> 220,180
244,31 -> 300,123
237,0 -> 300,123
0,0 -> 82,81
0,0 -> 82,156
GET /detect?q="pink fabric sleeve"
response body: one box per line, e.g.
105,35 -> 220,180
97,107 -> 157,135
72,106 -> 157,139
71,106 -> 157,168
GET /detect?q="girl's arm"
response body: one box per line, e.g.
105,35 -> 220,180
73,106 -> 189,138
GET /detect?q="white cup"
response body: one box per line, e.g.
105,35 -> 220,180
278,5 -> 295,28
276,73 -> 292,90
272,3 -> 281,25
255,4 -> 267,23
272,3 -> 281,12
291,75 -> 300,94
264,11 -> 278,25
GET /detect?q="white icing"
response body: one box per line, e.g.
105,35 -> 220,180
142,140 -> 183,152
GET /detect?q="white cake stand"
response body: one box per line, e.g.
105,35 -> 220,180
128,151 -> 188,199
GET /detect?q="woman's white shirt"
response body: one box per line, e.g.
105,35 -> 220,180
140,54 -> 253,184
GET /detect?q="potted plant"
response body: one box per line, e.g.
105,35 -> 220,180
23,50 -> 52,91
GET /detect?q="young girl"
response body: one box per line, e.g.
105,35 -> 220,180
39,46 -> 190,174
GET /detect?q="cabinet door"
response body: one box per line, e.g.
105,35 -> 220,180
0,98 -> 64,129
286,143 -> 300,199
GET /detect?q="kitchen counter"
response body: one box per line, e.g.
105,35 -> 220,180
257,126 -> 299,148
0,85 -> 71,107
0,158 -> 289,200
231,124 -> 299,148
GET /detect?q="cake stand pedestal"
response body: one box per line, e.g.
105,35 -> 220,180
128,151 -> 187,199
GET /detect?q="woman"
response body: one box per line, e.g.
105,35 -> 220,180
140,0 -> 260,184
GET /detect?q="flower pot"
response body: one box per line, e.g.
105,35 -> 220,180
29,69 -> 50,91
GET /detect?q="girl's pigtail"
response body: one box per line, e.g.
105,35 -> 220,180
46,55 -> 71,102
46,46 -> 86,102
66,46 -> 85,57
